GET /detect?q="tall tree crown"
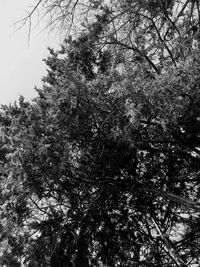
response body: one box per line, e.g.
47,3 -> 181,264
1,1 -> 200,266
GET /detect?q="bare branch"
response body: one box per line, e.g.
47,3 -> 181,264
14,0 -> 43,43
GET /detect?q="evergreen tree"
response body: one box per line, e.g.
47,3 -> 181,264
1,1 -> 200,266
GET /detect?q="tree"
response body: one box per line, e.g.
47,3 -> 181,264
2,1 -> 200,266
1,34 -> 200,266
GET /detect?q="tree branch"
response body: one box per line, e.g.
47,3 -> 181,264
144,188 -> 200,213
106,39 -> 160,74
151,213 -> 187,267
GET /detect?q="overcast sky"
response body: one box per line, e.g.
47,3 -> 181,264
0,0 -> 60,105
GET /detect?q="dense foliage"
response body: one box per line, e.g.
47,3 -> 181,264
1,0 -> 200,266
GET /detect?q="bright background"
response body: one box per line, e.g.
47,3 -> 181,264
0,0 -> 60,105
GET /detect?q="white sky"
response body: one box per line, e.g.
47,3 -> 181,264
0,0 -> 60,105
